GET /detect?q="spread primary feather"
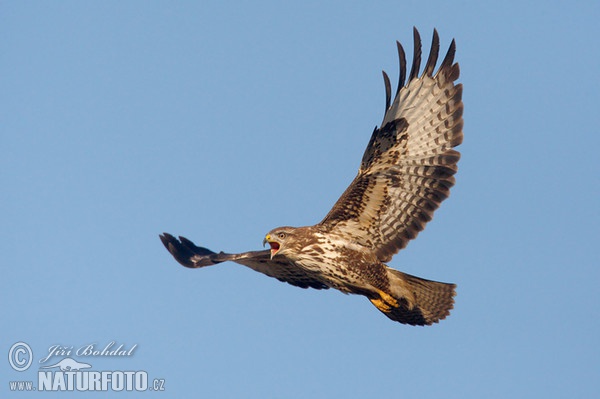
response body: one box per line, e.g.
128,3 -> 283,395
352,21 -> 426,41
160,28 -> 463,326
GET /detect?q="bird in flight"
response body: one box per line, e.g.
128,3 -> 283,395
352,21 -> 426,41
160,28 -> 463,326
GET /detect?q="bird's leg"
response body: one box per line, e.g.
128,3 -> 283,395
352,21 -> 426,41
369,289 -> 399,313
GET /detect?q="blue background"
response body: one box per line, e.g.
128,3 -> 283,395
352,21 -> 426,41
2,1 -> 599,397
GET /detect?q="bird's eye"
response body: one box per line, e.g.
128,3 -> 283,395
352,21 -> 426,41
278,232 -> 286,239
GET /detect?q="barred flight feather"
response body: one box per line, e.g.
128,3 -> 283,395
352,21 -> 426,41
161,28 -> 462,326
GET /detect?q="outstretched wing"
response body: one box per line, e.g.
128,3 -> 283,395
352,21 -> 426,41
319,28 -> 463,262
159,233 -> 329,290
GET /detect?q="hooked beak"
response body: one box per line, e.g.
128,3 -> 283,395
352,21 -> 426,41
263,234 -> 280,259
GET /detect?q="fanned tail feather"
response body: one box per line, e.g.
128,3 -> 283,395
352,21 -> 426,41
371,268 -> 456,326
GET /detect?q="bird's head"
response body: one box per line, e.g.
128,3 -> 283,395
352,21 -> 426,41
263,227 -> 294,259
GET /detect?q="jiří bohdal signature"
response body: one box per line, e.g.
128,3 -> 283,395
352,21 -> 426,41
39,341 -> 137,364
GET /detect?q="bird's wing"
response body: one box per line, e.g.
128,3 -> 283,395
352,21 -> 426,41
319,28 -> 463,262
159,233 -> 329,290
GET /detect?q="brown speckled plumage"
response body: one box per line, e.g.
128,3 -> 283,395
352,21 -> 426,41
160,28 -> 462,326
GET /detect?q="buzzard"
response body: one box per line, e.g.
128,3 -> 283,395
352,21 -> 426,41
161,28 -> 463,326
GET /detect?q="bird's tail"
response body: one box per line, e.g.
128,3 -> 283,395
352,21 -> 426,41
369,268 -> 456,326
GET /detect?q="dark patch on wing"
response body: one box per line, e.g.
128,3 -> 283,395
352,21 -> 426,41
360,118 -> 409,172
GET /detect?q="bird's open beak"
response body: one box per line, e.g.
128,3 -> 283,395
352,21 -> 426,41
263,234 -> 280,259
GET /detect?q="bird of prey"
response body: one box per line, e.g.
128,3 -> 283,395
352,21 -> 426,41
160,28 -> 463,326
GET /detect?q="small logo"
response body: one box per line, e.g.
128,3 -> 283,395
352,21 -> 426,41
8,342 -> 33,372
39,357 -> 92,371
7,341 -> 166,392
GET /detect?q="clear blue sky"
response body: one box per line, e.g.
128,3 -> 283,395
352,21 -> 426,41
2,1 -> 599,398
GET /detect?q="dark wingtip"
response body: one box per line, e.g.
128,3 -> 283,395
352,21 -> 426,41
408,27 -> 422,81
159,232 -> 195,268
396,40 -> 407,94
160,232 -> 221,268
159,232 -> 174,249
423,28 -> 440,77
439,38 -> 457,74
382,70 -> 392,111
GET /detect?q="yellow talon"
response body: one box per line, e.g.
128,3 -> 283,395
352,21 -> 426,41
369,290 -> 399,313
